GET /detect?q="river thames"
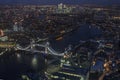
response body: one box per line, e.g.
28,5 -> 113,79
0,24 -> 103,80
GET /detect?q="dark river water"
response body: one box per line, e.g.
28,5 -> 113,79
50,24 -> 103,52
0,52 -> 46,79
0,24 -> 103,80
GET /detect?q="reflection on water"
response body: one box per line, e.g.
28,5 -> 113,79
16,53 -> 21,58
0,51 -> 46,80
16,53 -> 21,62
32,55 -> 38,69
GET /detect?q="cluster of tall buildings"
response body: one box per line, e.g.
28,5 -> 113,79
56,3 -> 73,13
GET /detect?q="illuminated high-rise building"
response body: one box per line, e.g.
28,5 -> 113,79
57,3 -> 72,13
58,3 -> 63,10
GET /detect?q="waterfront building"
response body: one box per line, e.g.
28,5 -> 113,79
50,54 -> 89,80
51,59 -> 86,80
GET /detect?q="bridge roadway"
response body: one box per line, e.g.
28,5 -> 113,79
15,42 -> 65,56
1,39 -> 105,56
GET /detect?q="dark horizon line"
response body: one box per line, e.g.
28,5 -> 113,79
0,3 -> 119,6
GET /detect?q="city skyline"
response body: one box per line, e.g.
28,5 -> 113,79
0,0 -> 120,5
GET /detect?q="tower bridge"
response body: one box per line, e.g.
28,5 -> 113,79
14,41 -> 68,57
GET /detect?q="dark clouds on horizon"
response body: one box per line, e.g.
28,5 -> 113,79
0,0 -> 120,5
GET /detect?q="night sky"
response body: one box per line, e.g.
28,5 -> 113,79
0,0 -> 120,5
